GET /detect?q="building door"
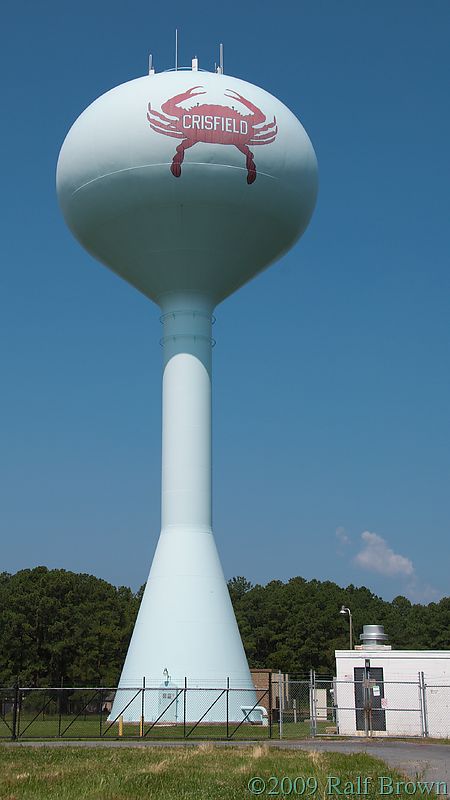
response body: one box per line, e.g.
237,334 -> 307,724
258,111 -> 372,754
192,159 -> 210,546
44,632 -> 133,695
354,667 -> 386,732
157,683 -> 178,722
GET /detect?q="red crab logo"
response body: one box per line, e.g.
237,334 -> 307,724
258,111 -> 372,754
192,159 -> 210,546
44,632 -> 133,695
147,86 -> 278,184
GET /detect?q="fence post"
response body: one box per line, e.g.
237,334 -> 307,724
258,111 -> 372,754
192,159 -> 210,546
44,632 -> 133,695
421,671 -> 429,738
278,670 -> 283,739
58,678 -> 63,738
11,683 -> 19,741
418,671 -> 424,737
99,688 -> 103,737
309,669 -> 316,738
364,660 -> 370,737
140,677 -> 145,737
226,677 -> 229,739
183,677 -> 187,739
268,672 -> 272,739
313,669 -> 317,737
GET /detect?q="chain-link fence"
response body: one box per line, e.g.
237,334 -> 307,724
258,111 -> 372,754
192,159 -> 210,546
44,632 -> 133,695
0,686 -> 16,739
422,681 -> 450,738
7,681 -> 272,741
4,672 -> 449,740
268,671 -> 450,740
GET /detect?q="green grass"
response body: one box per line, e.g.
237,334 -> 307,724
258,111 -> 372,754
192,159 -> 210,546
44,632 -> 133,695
1,714 -> 332,740
0,744 -> 436,800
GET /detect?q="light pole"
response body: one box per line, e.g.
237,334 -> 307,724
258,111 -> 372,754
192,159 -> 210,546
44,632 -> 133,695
340,605 -> 353,649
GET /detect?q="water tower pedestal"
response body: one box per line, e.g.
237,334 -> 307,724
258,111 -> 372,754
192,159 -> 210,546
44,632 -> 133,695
111,294 -> 257,722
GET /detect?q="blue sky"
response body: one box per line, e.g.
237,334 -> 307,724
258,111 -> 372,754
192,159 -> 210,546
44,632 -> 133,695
1,0 -> 449,605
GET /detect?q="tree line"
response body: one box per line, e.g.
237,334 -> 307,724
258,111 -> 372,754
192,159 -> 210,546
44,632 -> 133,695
0,567 -> 448,686
228,576 -> 450,675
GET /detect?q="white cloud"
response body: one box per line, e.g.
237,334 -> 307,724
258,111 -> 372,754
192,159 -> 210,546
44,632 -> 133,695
354,531 -> 414,578
336,526 -> 350,547
405,578 -> 441,605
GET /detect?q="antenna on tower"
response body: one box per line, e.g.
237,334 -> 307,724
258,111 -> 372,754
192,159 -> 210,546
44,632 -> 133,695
148,54 -> 155,75
219,43 -> 224,74
175,28 -> 178,71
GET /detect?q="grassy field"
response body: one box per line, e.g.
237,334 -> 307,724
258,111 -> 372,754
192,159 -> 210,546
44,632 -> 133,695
0,744 -> 433,800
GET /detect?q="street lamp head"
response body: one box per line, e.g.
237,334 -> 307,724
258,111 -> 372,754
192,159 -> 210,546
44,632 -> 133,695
340,605 -> 349,616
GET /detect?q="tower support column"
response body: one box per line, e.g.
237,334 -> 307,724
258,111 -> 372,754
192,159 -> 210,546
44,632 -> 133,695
160,294 -> 213,532
110,294 -> 257,723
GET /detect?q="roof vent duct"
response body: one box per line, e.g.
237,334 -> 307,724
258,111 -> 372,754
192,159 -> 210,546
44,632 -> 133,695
359,624 -> 389,647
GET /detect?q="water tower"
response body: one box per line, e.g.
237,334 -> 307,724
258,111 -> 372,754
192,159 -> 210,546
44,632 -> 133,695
57,52 -> 318,722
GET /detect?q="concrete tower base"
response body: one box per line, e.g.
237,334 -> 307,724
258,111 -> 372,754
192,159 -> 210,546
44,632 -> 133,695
110,526 -> 257,722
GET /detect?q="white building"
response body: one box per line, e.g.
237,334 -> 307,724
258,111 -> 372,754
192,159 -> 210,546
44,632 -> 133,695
335,626 -> 450,737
